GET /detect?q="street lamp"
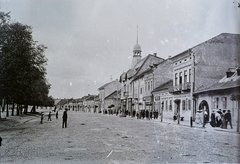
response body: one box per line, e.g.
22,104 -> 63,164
190,49 -> 195,127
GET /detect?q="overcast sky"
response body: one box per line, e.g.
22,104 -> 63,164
0,0 -> 240,98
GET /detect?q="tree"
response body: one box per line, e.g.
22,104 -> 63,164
0,11 -> 51,115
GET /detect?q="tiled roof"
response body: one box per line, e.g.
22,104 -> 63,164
171,33 -> 240,61
152,80 -> 173,93
194,68 -> 240,94
105,90 -> 121,99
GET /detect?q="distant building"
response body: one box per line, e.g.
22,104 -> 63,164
152,80 -> 173,119
98,79 -> 121,112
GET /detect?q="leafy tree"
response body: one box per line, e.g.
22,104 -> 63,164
0,11 -> 52,115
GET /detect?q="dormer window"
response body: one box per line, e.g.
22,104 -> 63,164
226,71 -> 234,78
237,67 -> 240,76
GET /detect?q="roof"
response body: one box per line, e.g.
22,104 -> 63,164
152,80 -> 173,93
105,90 -> 121,100
133,44 -> 141,52
56,99 -> 68,106
170,33 -> 240,61
98,81 -> 111,90
194,67 -> 240,94
98,80 -> 119,90
85,95 -> 98,101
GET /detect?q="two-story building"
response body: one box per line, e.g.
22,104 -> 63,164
170,33 -> 240,123
98,79 -> 121,113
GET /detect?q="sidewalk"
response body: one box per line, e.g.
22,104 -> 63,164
156,116 -> 240,134
0,112 -> 42,132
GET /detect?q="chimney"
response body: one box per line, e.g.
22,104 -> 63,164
153,53 -> 157,57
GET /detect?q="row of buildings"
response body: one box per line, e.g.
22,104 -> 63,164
56,33 -> 240,131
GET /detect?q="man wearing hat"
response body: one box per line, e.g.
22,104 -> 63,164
62,108 -> 68,128
225,110 -> 233,129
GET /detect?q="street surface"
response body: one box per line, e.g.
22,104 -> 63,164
0,110 -> 240,164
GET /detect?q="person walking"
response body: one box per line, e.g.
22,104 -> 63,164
56,111 -> 58,119
40,112 -> 44,124
210,110 -> 216,127
48,111 -> 52,121
62,108 -> 68,128
221,110 -> 227,129
0,136 -> 2,146
225,110 -> 233,129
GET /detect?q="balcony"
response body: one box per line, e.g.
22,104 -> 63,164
173,84 -> 182,92
124,91 -> 129,98
169,82 -> 192,94
182,82 -> 191,91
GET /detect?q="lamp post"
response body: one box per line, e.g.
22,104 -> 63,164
161,101 -> 164,122
190,49 -> 195,127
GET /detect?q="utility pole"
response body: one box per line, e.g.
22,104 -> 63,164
190,49 -> 195,127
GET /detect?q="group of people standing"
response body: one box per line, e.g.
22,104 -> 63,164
210,109 -> 233,129
136,110 -> 159,120
40,108 -> 68,128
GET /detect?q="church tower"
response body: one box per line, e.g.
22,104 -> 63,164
131,26 -> 142,69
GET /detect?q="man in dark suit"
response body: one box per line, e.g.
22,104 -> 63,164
62,108 -> 68,128
225,110 -> 233,129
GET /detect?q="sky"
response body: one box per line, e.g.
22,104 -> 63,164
0,0 -> 240,99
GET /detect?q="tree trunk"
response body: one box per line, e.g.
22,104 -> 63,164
17,104 -> 20,116
24,105 -> 28,114
20,105 -> 23,115
6,101 -> 9,117
12,102 -> 15,116
31,105 -> 36,113
237,100 -> 240,132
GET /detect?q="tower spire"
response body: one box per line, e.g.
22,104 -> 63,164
137,25 -> 138,44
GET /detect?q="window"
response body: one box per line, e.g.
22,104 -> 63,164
145,82 -> 147,91
188,100 -> 191,110
222,97 -> 227,109
166,100 -> 168,111
151,81 -> 153,91
175,73 -> 178,85
182,100 -> 186,110
213,97 -> 219,109
140,88 -> 143,94
189,69 -> 191,82
184,70 -> 187,83
169,100 -> 172,110
179,72 -> 182,84
148,82 -> 150,91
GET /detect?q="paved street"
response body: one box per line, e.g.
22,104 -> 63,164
0,110 -> 240,164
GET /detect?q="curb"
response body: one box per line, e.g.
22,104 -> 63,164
154,119 -> 240,134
